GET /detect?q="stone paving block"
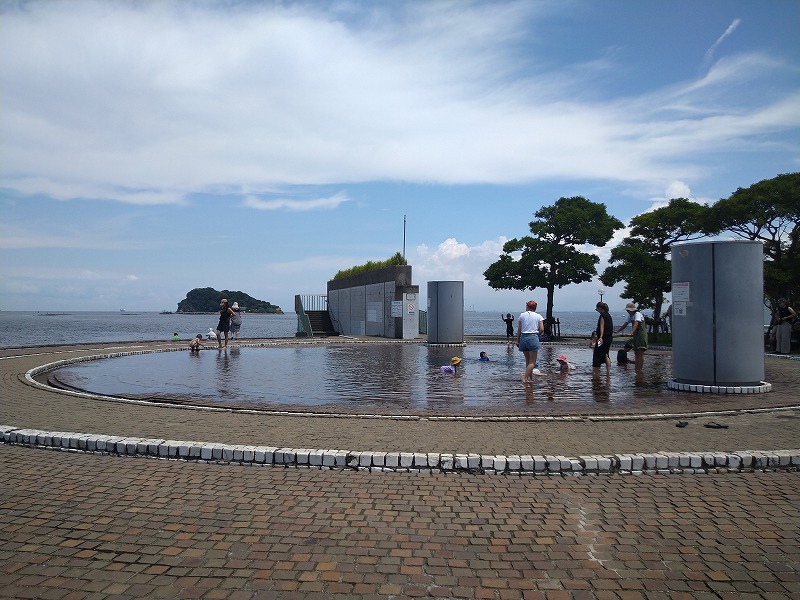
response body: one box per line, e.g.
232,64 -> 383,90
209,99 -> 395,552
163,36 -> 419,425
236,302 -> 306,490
332,450 -> 348,467
399,452 -> 414,467
492,455 -> 506,472
200,445 -> 214,461
308,449 -> 324,466
412,452 -> 427,467
455,454 -> 469,470
440,454 -> 454,470
320,451 -> 335,467
357,451 -> 372,468
426,453 -> 440,468
384,453 -> 399,467
295,449 -> 310,464
519,455 -> 533,471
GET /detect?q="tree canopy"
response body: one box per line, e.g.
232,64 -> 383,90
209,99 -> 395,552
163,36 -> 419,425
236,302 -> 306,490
484,196 -> 623,325
600,198 -> 709,327
706,172 -> 799,308
177,288 -> 282,313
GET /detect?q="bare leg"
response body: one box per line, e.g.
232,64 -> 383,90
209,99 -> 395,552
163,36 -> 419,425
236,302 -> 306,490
634,349 -> 645,373
524,350 -> 539,381
216,330 -> 222,348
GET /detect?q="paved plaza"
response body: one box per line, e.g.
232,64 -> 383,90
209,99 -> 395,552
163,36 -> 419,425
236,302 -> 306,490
1,340 -> 798,599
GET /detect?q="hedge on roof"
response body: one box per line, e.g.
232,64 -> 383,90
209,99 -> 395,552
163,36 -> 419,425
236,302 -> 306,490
333,252 -> 407,280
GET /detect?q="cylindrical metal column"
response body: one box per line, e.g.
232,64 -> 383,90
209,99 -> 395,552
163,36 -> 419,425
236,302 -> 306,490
670,240 -> 767,390
427,281 -> 464,344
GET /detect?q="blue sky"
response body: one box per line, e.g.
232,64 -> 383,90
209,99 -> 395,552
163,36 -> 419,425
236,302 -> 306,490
1,0 -> 798,314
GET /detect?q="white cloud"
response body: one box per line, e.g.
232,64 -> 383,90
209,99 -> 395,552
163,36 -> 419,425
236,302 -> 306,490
0,3 -> 796,204
242,192 -> 350,212
703,18 -> 741,67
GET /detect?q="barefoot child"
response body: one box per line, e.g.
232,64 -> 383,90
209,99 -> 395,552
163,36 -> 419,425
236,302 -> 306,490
189,334 -> 204,353
556,354 -> 575,372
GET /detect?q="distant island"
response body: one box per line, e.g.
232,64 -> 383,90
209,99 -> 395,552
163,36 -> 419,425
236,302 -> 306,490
176,287 -> 283,314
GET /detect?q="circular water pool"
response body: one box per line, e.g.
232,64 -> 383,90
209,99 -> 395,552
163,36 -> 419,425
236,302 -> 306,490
49,343 -> 676,415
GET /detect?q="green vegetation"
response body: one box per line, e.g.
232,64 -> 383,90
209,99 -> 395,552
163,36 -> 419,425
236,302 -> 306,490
484,196 -> 622,324
333,252 -> 407,280
600,197 -> 709,334
486,173 -> 798,327
176,287 -> 283,314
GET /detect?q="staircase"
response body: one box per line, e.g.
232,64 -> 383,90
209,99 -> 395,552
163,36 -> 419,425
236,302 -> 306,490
305,310 -> 338,336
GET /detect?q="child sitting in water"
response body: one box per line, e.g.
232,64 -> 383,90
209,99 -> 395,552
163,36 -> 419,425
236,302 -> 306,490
617,342 -> 634,364
189,334 -> 204,353
588,331 -> 598,348
440,356 -> 462,374
479,351 -> 489,361
556,354 -> 576,371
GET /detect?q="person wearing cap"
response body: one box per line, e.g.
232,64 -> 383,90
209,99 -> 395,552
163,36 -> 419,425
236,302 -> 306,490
229,301 -> 243,340
516,299 -> 545,382
556,354 -> 575,372
215,298 -> 237,348
440,356 -> 462,374
774,298 -> 796,354
616,302 -> 647,372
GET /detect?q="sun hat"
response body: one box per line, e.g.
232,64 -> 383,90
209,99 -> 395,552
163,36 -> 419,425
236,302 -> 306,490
232,302 -> 239,309
450,356 -> 462,365
625,302 -> 637,311
556,355 -> 568,363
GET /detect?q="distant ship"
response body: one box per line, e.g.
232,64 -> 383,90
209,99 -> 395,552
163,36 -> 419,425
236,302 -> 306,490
159,309 -> 174,314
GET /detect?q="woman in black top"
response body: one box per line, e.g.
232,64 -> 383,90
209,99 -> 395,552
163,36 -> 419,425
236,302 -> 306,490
215,298 -> 237,349
592,301 -> 613,371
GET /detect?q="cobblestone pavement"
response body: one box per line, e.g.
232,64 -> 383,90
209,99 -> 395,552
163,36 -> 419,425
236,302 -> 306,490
1,446 -> 798,600
1,341 -> 799,599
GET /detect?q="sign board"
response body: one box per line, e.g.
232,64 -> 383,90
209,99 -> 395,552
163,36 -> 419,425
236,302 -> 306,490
391,301 -> 403,318
672,281 -> 690,302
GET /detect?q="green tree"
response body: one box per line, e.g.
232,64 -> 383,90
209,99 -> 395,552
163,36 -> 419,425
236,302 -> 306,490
484,196 -> 623,327
600,198 -> 710,334
706,173 -> 799,311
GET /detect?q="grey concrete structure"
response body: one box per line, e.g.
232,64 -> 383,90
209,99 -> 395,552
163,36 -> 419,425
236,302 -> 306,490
327,265 -> 419,339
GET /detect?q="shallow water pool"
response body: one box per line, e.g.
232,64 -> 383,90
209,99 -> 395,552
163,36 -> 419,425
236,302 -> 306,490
51,343 -> 674,415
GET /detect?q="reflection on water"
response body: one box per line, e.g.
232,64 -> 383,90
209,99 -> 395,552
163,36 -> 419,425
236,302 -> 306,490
52,344 -> 674,414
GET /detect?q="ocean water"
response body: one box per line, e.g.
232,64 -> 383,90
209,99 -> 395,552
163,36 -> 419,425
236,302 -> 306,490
0,310 -> 605,348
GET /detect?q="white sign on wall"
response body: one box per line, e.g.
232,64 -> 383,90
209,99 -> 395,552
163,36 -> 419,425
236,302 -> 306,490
391,301 -> 403,317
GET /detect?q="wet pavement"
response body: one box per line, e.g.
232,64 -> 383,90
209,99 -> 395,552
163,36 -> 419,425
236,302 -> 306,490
1,339 -> 799,599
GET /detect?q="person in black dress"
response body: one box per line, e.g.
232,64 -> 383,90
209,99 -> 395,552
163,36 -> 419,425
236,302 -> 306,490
215,298 -> 237,349
592,301 -> 613,372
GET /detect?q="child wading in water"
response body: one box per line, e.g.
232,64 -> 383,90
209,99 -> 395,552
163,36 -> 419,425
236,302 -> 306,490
189,334 -> 204,353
